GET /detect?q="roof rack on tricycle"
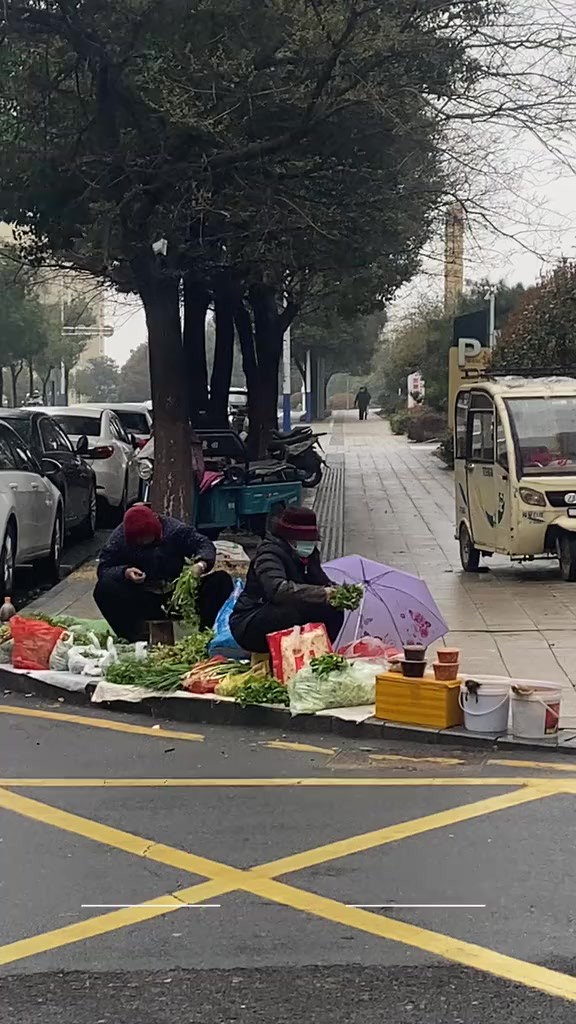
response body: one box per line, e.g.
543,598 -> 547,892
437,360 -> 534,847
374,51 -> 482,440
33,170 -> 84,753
136,428 -> 303,538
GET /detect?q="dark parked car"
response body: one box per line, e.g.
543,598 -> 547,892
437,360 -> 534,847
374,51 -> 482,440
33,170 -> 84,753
0,409 -> 97,537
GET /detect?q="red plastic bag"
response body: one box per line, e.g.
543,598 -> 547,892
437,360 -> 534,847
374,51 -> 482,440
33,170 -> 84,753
338,637 -> 401,660
10,615 -> 66,671
267,623 -> 331,683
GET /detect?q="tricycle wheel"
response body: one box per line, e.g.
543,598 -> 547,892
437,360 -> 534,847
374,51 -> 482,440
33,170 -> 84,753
459,523 -> 480,572
557,532 -> 576,581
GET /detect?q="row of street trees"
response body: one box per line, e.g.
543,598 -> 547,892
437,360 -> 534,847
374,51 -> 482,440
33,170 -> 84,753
1,1 -> 576,518
75,346 -> 151,404
0,255 -> 90,405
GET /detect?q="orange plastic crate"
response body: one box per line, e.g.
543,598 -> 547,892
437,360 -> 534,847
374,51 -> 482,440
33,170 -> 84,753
375,671 -> 463,729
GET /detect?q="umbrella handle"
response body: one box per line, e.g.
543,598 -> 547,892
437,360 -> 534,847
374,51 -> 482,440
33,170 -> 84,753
352,590 -> 366,640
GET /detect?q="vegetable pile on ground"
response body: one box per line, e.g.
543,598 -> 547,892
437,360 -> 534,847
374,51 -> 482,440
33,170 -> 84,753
147,630 -> 213,667
328,584 -> 364,610
105,657 -> 190,692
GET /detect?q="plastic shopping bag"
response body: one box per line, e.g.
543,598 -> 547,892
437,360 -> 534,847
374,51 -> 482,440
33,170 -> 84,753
267,622 -> 331,683
208,579 -> 248,660
11,615 -> 65,670
48,631 -> 76,671
338,637 -> 401,661
288,658 -> 378,716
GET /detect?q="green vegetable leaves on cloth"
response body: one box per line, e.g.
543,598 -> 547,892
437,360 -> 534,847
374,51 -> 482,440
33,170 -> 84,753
105,658 -> 188,692
168,560 -> 201,629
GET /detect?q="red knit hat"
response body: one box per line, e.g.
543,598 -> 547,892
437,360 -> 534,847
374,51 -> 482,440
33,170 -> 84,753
275,506 -> 319,542
123,504 -> 162,545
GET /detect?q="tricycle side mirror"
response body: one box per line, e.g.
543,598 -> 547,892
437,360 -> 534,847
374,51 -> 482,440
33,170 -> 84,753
76,434 -> 89,455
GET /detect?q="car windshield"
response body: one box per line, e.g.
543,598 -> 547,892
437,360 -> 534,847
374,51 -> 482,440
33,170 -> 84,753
506,397 -> 576,474
2,417 -> 31,443
52,414 -> 101,438
116,411 -> 149,433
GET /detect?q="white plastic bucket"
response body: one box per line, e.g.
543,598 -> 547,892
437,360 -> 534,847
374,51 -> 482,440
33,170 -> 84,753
510,680 -> 562,739
459,676 -> 511,734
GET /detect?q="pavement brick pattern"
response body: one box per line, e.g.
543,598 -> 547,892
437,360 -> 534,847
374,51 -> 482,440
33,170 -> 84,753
343,413 -> 576,729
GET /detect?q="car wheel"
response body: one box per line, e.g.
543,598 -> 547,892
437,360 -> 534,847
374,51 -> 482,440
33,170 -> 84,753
41,513 -> 62,583
0,524 -> 16,596
459,522 -> 480,572
557,533 -> 576,581
79,484 -> 97,539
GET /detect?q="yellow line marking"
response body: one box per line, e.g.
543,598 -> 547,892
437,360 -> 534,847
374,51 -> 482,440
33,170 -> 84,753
369,754 -> 464,766
0,879 -> 233,968
0,777 -> 555,788
0,705 -> 204,743
262,740 -> 337,755
251,786 -> 557,878
0,788 -> 245,882
246,874 -> 576,1003
0,782 -> 573,1001
490,758 -> 576,774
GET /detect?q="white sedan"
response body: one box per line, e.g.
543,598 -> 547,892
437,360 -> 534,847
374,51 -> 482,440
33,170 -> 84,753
0,420 -> 63,592
40,406 -> 141,521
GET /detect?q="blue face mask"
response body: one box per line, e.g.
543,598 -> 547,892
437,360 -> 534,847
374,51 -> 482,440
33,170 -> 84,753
295,541 -> 317,558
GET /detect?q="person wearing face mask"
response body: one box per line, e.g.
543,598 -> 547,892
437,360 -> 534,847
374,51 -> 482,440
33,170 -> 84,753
93,504 -> 233,641
229,507 -> 344,654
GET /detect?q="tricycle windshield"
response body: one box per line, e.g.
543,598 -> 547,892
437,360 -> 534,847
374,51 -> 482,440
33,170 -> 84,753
505,396 -> 576,475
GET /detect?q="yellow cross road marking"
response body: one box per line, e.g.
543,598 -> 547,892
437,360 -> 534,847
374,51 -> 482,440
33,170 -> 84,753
369,754 -> 464,766
262,740 -> 337,755
251,786 -> 554,879
0,779 -> 572,1002
0,776 -> 562,787
0,705 -> 204,743
0,879 -> 234,968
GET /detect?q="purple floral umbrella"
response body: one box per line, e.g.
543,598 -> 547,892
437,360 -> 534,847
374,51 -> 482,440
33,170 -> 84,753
323,555 -> 448,650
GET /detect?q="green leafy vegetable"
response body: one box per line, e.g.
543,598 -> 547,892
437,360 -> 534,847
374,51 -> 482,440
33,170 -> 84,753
328,584 -> 364,610
235,677 -> 289,707
148,629 -> 213,668
167,560 -> 200,628
105,657 -> 188,692
310,654 -> 347,677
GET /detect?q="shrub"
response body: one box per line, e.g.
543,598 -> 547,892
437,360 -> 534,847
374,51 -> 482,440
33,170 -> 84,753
406,408 -> 447,442
389,410 -> 411,434
437,430 -> 454,468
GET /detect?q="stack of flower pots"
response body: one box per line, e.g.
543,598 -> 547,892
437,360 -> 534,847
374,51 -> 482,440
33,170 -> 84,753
432,648 -> 460,681
401,644 -> 427,678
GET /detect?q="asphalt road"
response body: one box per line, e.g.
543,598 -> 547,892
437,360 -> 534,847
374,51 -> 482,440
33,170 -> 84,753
2,694 -> 576,1022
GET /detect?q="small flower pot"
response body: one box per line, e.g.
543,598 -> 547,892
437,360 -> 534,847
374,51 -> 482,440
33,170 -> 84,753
433,661 -> 459,682
403,644 -> 427,662
402,659 -> 427,679
437,648 -> 460,665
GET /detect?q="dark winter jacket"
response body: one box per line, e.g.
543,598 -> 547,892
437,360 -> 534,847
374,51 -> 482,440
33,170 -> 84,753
230,535 -> 330,630
97,515 -> 216,586
354,389 -> 371,409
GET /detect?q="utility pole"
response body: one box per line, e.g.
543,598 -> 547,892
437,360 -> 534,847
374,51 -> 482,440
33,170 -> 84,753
282,323 -> 291,432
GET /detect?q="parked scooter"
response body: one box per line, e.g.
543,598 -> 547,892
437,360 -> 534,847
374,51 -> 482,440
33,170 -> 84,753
267,426 -> 325,487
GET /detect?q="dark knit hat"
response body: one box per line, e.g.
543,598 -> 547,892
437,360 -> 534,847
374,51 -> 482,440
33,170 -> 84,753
275,506 -> 319,542
123,504 -> 162,545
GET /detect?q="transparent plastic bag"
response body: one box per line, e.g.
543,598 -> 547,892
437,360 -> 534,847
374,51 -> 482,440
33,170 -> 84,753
288,658 -> 377,715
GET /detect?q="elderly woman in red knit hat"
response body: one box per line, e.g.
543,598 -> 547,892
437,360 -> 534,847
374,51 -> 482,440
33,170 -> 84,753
230,506 -> 343,654
94,504 -> 233,641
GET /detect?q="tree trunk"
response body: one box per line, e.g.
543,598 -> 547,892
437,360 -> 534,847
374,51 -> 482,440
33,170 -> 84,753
248,285 -> 288,456
27,359 -> 34,398
63,366 -> 71,405
235,301 -> 259,438
209,290 -> 235,427
139,273 -> 194,522
0,368 -> 4,409
182,280 -> 210,423
41,369 -> 53,404
10,362 -> 22,407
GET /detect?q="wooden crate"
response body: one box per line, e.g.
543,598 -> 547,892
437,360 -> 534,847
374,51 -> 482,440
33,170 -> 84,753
375,671 -> 463,729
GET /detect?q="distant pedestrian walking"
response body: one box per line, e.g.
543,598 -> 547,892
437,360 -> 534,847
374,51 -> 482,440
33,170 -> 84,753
354,386 -> 371,421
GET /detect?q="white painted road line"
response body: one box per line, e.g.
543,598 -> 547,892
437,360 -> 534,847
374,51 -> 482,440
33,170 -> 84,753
347,904 -> 486,909
81,903 -> 222,909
